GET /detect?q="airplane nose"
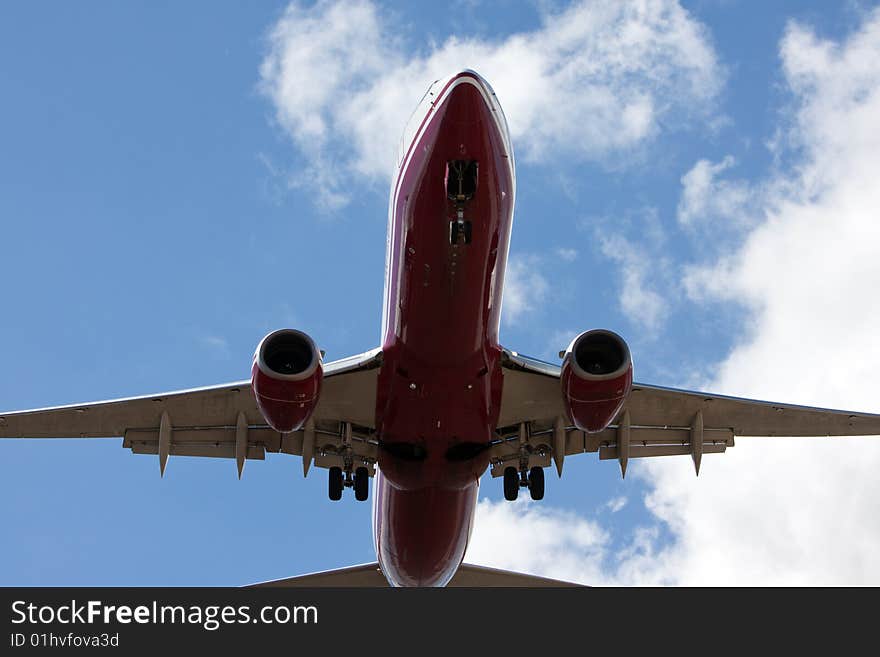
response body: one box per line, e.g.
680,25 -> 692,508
442,73 -> 493,127
435,69 -> 511,160
449,69 -> 493,98
454,68 -> 492,87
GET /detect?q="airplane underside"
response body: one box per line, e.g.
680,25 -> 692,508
4,69 -> 880,588
372,71 -> 515,587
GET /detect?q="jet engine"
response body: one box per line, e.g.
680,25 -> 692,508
251,329 -> 323,433
561,329 -> 633,433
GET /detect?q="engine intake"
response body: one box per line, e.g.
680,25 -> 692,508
251,329 -> 323,433
561,329 -> 633,433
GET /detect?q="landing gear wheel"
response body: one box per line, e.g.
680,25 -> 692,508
354,467 -> 369,502
328,467 -> 343,501
503,467 -> 519,501
528,466 -> 545,501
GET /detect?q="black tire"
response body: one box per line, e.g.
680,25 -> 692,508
328,467 -> 343,501
354,467 -> 369,502
529,466 -> 544,501
503,467 -> 519,501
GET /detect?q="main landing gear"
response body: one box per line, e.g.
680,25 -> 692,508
328,466 -> 370,502
503,466 -> 545,501
354,467 -> 369,501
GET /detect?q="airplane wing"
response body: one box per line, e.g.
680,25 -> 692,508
0,348 -> 382,478
494,350 -> 880,477
248,562 -> 582,587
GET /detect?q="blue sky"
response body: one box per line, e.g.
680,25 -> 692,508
3,1 -> 880,585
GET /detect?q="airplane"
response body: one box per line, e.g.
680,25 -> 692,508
3,69 -> 880,587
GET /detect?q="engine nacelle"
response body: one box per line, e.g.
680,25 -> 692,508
251,329 -> 323,433
561,329 -> 633,433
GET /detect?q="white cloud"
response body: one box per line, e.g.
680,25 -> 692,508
598,233 -> 668,333
471,9 -> 880,586
466,498 -> 671,586
555,247 -> 578,262
199,335 -> 230,358
646,12 -> 880,584
259,1 -> 880,586
502,255 -> 549,326
606,496 -> 628,513
466,499 -> 610,585
548,328 -> 579,359
260,0 -> 723,207
677,155 -> 753,226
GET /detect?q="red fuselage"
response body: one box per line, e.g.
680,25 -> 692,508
372,71 -> 515,586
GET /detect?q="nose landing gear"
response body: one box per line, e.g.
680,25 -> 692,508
446,160 -> 478,202
502,466 -> 545,501
447,160 -> 477,246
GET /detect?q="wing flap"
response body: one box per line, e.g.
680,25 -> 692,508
489,424 -> 734,476
128,441 -> 267,461
598,442 -> 728,460
123,427 -> 283,460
